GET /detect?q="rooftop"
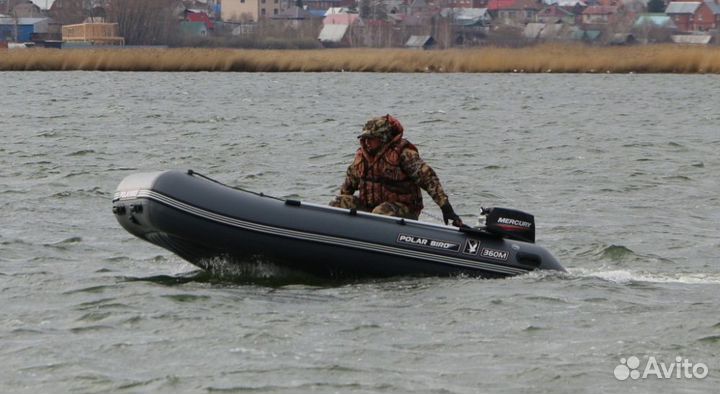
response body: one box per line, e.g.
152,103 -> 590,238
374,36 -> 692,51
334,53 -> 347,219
665,2 -> 702,14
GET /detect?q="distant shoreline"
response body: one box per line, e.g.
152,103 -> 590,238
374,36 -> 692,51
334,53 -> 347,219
2,45 -> 720,73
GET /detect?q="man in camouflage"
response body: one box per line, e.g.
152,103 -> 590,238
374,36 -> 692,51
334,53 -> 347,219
330,115 -> 464,227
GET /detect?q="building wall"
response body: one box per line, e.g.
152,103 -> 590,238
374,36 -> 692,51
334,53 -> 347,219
222,0 -> 285,21
259,0 -> 282,18
222,0 -> 260,22
304,0 -> 354,11
692,4 -> 716,30
673,14 -> 691,31
447,0 -> 474,8
497,9 -> 537,25
670,6 -> 716,32
0,24 -> 33,42
582,13 -> 611,24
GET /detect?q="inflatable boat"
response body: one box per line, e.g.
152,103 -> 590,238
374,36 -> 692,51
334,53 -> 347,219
112,170 -> 565,279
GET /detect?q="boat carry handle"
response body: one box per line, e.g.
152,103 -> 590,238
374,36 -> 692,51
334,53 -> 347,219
285,199 -> 301,206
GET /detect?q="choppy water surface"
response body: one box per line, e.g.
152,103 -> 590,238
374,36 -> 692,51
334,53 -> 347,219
1,72 -> 719,393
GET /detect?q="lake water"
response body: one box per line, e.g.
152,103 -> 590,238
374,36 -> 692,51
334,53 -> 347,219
1,71 -> 719,393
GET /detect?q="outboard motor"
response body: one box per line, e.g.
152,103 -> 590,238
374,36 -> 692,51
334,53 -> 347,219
482,207 -> 535,243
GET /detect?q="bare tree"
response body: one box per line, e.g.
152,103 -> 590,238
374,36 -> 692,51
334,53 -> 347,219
106,0 -> 179,45
49,0 -> 87,25
359,0 -> 371,19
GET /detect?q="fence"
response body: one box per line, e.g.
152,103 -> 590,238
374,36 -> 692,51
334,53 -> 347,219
62,23 -> 125,45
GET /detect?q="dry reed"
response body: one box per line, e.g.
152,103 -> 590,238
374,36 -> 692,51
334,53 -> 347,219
2,45 -> 720,73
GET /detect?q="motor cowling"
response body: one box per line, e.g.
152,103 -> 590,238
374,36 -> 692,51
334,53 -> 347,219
482,207 -> 535,243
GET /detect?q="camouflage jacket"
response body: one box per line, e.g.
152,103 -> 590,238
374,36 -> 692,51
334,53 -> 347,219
339,137 -> 449,214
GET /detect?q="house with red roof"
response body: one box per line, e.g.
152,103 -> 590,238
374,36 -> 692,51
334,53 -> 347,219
537,4 -> 578,24
665,1 -> 716,32
185,9 -> 214,30
581,5 -> 617,25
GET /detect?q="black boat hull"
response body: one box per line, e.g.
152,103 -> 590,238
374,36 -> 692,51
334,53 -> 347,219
112,170 -> 565,279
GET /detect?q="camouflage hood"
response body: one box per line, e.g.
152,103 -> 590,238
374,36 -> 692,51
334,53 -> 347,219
357,115 -> 404,144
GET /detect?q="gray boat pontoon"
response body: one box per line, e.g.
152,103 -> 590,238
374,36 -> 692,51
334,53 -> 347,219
113,170 -> 565,279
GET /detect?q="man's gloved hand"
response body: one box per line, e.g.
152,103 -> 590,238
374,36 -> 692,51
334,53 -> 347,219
441,203 -> 464,227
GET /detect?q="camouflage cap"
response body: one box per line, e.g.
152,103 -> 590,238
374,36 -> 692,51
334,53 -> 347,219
357,115 -> 402,140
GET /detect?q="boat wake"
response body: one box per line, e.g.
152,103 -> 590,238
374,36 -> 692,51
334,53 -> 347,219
512,267 -> 720,285
131,250 -> 720,287
123,256 -> 330,287
570,268 -> 720,285
193,255 -> 334,285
